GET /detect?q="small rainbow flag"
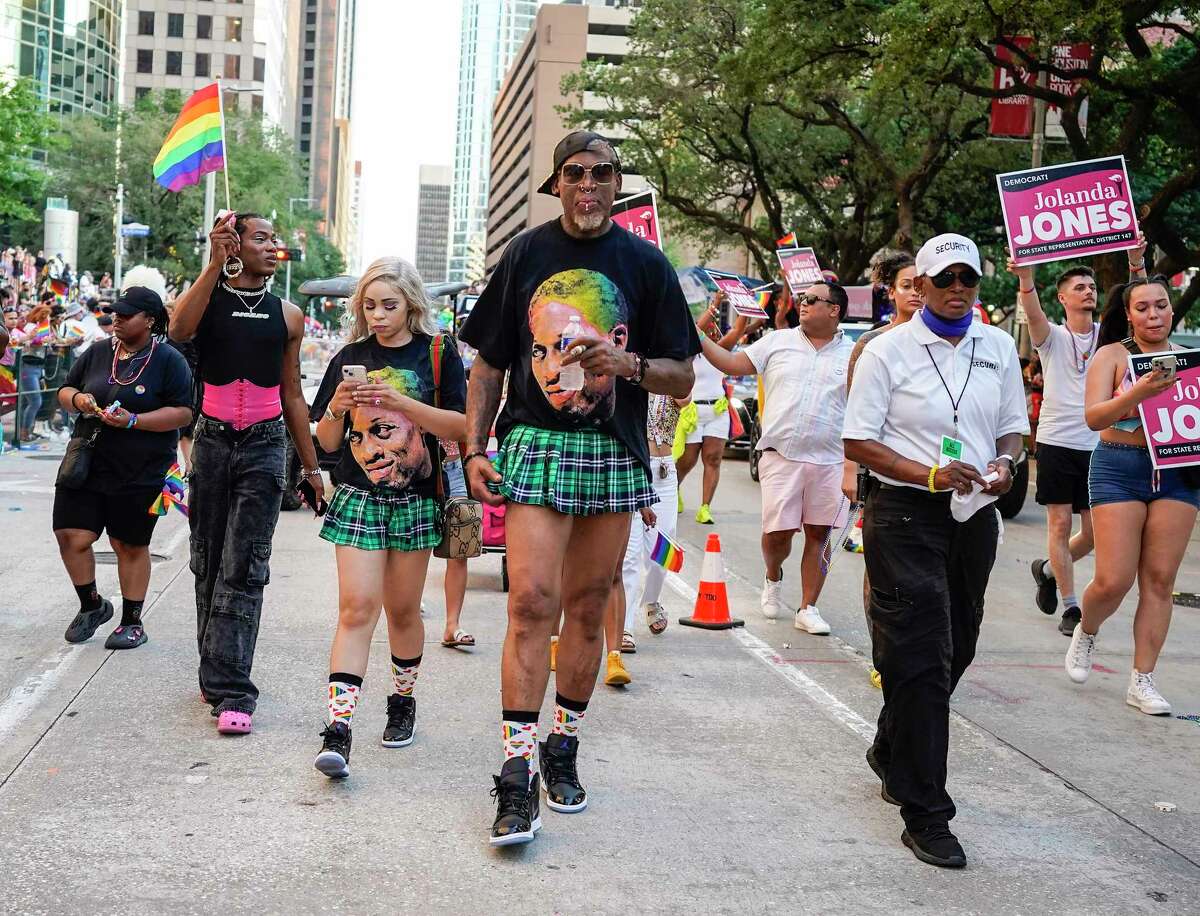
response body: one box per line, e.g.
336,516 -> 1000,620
752,284 -> 773,313
649,532 -> 685,573
30,321 -> 53,345
153,83 -> 225,192
149,463 -> 189,517
776,230 -> 797,249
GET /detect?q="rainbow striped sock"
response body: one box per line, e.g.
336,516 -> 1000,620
327,672 -> 363,726
502,711 -> 538,780
390,655 -> 421,697
551,692 -> 588,739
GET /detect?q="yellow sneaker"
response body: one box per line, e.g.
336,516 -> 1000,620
695,504 -> 713,525
604,649 -> 631,686
869,668 -> 882,690
550,636 -> 558,672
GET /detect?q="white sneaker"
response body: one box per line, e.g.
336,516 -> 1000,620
794,605 -> 831,635
1126,670 -> 1171,716
1064,623 -> 1096,683
760,578 -> 785,620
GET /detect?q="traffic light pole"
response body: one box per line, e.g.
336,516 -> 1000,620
285,258 -> 292,302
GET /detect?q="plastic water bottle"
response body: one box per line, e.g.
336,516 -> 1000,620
558,316 -> 584,391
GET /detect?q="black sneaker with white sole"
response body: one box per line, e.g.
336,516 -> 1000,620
1031,559 -> 1057,616
314,721 -> 352,778
490,756 -> 541,846
382,694 -> 416,747
64,599 -> 114,643
539,733 -> 588,813
1058,605 -> 1082,636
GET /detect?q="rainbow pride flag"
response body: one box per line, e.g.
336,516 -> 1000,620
153,83 -> 225,192
776,230 -> 797,249
30,321 -> 53,345
649,532 -> 685,573
149,463 -> 189,517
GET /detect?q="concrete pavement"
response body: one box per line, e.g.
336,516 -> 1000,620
1,442 -> 1198,914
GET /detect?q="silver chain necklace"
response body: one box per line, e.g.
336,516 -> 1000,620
221,281 -> 268,312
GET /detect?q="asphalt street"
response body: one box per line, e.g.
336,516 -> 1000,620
1,438 -> 1198,915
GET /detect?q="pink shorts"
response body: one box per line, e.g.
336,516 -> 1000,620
759,451 -> 848,532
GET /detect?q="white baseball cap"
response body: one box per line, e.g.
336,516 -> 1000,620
915,233 -> 981,277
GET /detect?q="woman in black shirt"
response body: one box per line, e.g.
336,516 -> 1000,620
55,279 -> 193,650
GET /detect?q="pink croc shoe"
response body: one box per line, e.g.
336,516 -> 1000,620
216,710 -> 252,735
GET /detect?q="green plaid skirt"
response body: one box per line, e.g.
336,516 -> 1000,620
319,484 -> 441,552
495,423 -> 656,516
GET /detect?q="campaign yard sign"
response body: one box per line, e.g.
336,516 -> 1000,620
997,156 -> 1139,266
776,247 -> 823,295
611,191 -> 661,249
1132,349 -> 1200,471
703,269 -> 768,319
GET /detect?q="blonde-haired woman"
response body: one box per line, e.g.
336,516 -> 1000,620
308,257 -> 466,777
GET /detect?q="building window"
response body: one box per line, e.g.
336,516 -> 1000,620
135,86 -> 150,101
167,13 -> 184,38
224,55 -> 241,79
253,57 -> 265,82
306,11 -> 316,24
251,94 -> 263,115
166,51 -> 182,75
300,139 -> 310,153
306,30 -> 315,43
197,15 -> 212,39
302,84 -> 312,98
304,67 -> 313,80
226,17 -> 243,42
136,49 -> 154,73
304,48 -> 314,62
195,53 -> 210,77
223,91 -> 238,112
302,103 -> 312,117
137,11 -> 154,36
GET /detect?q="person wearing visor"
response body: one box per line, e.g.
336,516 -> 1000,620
843,234 -> 1028,869
54,268 -> 193,650
460,130 -> 698,846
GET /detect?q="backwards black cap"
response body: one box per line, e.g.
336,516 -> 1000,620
536,130 -> 621,197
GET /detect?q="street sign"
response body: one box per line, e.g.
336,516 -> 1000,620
121,223 -> 150,238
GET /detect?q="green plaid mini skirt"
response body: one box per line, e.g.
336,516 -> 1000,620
495,423 -> 656,516
319,484 -> 441,552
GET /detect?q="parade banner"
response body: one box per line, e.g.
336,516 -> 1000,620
1131,349 -> 1200,471
996,156 -> 1139,267
844,286 -> 873,321
776,247 -> 823,295
703,269 -> 767,319
611,191 -> 661,249
989,39 -> 1091,139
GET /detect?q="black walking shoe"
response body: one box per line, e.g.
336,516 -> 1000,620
489,757 -> 541,846
865,745 -> 899,806
902,825 -> 967,868
314,722 -> 352,778
64,599 -> 113,643
1031,559 -> 1057,616
539,734 -> 588,813
1058,605 -> 1082,637
382,694 -> 416,748
104,624 -> 147,650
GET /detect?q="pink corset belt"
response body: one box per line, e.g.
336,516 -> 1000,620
202,380 -> 282,430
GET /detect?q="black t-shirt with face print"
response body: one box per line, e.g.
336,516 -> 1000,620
459,217 -> 700,472
310,334 -> 466,497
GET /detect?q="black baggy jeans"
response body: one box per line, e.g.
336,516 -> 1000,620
862,484 -> 998,831
189,415 -> 287,715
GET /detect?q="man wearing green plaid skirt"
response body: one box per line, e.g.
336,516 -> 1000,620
460,131 -> 700,846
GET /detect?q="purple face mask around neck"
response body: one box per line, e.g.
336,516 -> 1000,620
920,305 -> 973,338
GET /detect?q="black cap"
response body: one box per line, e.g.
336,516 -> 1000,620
536,130 -> 621,197
104,286 -> 164,317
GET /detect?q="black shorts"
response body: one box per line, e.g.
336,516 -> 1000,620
1034,443 -> 1093,513
52,485 -> 163,546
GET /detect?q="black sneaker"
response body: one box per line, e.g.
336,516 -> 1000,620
314,721 -> 352,778
64,599 -> 113,643
104,624 -> 147,650
1058,605 -> 1082,637
539,734 -> 588,813
1031,559 -> 1057,615
489,756 -> 541,846
865,745 -> 899,806
382,694 -> 416,748
902,825 -> 967,868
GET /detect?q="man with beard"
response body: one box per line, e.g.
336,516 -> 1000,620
170,213 -> 325,735
460,130 -> 699,846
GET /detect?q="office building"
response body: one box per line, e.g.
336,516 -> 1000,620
415,165 -> 451,284
446,0 -> 543,283
0,1 -> 122,117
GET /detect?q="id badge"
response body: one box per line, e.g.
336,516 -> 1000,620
939,435 -> 964,468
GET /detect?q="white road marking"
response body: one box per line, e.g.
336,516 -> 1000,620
0,645 -> 85,743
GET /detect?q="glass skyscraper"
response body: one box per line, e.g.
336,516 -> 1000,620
447,0 -> 541,283
0,0 -> 123,117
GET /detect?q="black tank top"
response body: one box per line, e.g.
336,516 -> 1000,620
194,282 -> 288,387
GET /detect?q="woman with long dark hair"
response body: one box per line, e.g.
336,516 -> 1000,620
1064,277 -> 1196,715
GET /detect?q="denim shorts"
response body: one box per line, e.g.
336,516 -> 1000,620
1088,441 -> 1200,509
445,458 -> 467,498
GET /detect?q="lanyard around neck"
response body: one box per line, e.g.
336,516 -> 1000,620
923,338 -> 976,433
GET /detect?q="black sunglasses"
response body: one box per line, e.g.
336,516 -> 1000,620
930,268 -> 981,289
559,162 -> 617,186
799,294 -> 838,307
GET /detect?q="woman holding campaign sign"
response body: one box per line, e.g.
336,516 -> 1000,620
1064,276 -> 1198,716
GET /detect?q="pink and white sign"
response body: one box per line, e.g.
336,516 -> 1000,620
844,286 -> 873,321
1132,349 -> 1200,470
776,247 -> 823,295
703,269 -> 767,319
997,156 -> 1139,266
611,190 -> 661,249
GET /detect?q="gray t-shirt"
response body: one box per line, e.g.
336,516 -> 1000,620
1034,322 -> 1100,451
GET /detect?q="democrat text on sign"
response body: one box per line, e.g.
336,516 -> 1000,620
1132,349 -> 1200,471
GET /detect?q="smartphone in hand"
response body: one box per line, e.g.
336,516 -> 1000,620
298,478 -> 328,516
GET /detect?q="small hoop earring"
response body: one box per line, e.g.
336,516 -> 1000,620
223,256 -> 244,279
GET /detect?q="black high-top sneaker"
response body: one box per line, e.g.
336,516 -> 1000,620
489,757 -> 541,846
314,721 -> 352,778
539,733 -> 587,813
382,694 -> 416,748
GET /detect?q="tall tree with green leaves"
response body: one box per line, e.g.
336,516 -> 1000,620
0,75 -> 55,233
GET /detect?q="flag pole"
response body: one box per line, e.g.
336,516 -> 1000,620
214,78 -> 232,211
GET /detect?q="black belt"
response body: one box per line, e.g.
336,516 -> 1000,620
876,482 -> 951,502
199,413 -> 283,441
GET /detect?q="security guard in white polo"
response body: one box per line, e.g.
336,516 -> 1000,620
842,232 -> 1028,870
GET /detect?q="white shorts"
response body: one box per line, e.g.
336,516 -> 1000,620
685,402 -> 729,444
759,451 -> 848,532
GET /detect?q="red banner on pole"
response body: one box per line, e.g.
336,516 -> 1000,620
989,38 -> 1090,139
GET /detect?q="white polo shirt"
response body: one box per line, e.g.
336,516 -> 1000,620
691,352 -> 726,401
743,327 -> 854,465
1033,322 -> 1100,451
843,313 -> 1029,489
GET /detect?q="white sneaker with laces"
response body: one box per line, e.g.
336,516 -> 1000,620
794,605 -> 831,635
760,578 -> 785,620
1126,670 -> 1171,715
1065,623 -> 1096,683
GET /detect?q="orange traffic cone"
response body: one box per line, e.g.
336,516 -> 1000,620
679,533 -> 744,630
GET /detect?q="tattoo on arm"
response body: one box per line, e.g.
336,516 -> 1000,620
466,362 -> 503,452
